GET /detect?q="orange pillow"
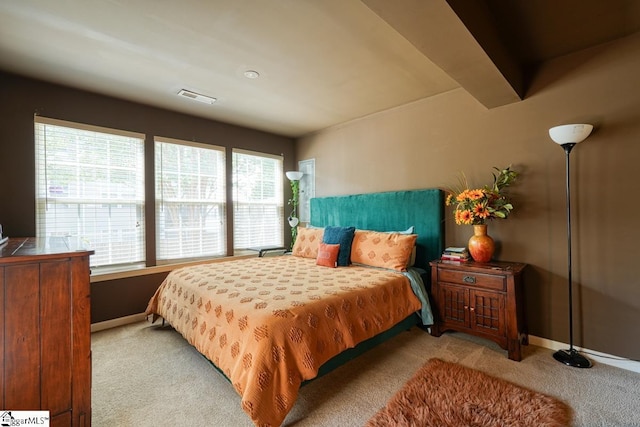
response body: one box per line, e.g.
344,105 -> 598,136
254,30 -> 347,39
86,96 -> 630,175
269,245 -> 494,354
291,227 -> 324,259
316,243 -> 340,268
350,230 -> 417,271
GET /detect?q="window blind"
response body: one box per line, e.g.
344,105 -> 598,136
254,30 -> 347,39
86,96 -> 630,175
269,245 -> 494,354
232,149 -> 284,249
34,116 -> 145,269
155,137 -> 226,262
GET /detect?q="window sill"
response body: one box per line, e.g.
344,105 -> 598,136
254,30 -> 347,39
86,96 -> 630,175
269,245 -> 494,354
90,253 -> 256,283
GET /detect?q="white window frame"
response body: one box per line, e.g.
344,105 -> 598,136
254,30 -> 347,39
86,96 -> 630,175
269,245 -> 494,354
34,116 -> 146,271
232,149 -> 284,251
155,137 -> 227,263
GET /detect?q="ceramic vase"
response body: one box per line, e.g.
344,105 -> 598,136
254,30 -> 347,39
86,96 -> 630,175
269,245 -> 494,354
468,224 -> 495,263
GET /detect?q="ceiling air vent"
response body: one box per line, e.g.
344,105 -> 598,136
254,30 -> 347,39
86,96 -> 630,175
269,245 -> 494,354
177,89 -> 216,104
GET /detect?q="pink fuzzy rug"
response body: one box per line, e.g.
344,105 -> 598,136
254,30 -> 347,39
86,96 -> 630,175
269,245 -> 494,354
366,359 -> 572,427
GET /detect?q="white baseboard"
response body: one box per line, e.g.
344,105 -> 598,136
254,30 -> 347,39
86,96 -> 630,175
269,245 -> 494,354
91,313 -> 148,333
90,315 -> 640,374
529,335 -> 640,374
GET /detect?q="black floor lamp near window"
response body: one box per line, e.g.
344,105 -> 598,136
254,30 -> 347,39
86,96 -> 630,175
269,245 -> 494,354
548,124 -> 594,368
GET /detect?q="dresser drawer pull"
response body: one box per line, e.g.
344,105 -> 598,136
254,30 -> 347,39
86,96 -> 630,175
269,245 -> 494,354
463,275 -> 476,284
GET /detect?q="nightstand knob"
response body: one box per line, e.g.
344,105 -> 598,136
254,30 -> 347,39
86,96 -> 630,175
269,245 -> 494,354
463,275 -> 476,284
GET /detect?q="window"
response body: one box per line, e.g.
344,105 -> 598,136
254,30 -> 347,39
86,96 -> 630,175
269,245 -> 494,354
35,117 -> 145,269
232,149 -> 284,250
155,137 -> 226,262
34,119 -> 287,273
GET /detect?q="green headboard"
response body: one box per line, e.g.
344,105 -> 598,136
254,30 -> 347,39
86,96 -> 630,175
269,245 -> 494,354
310,189 -> 444,270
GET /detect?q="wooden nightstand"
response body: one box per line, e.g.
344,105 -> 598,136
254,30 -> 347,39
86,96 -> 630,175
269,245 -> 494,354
429,259 -> 527,361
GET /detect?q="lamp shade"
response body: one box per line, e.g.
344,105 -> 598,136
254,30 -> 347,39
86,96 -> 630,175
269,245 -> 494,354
286,171 -> 303,181
549,124 -> 593,145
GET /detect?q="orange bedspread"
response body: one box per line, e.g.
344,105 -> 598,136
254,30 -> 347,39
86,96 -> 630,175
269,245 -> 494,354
145,255 -> 422,427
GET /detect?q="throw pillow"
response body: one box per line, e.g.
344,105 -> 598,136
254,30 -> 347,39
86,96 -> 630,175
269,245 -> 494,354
316,243 -> 340,268
322,226 -> 356,266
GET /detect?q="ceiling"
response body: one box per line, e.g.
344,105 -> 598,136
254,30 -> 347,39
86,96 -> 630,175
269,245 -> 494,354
1,0 -> 639,138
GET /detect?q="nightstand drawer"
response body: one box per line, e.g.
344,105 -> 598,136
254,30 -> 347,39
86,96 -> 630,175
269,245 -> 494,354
438,269 -> 505,291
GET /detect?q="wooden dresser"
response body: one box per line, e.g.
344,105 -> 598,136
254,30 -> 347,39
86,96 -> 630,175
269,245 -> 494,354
1,237 -> 93,426
429,259 -> 527,361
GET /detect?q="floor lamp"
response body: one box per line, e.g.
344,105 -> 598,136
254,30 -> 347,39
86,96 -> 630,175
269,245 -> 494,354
548,124 -> 593,368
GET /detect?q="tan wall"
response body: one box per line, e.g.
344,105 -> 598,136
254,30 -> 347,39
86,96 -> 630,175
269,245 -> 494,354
297,33 -> 640,359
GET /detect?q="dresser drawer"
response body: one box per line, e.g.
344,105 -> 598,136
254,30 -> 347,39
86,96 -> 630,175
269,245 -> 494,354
437,269 -> 505,291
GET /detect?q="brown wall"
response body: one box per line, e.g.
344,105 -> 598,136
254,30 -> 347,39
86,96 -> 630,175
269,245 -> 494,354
0,72 -> 295,323
298,34 -> 640,359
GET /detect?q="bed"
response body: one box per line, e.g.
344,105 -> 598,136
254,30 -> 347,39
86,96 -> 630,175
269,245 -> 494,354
145,189 -> 444,426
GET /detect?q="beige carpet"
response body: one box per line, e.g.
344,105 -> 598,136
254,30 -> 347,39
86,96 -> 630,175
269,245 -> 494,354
92,321 -> 640,426
366,358 -> 571,426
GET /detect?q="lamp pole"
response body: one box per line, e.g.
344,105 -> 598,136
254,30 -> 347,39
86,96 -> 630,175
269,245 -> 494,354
549,124 -> 593,369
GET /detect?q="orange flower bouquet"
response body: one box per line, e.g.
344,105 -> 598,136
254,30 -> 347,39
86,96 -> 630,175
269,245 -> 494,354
445,166 -> 518,225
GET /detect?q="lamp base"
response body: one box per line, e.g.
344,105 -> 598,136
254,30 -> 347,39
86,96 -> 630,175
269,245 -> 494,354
553,348 -> 592,368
